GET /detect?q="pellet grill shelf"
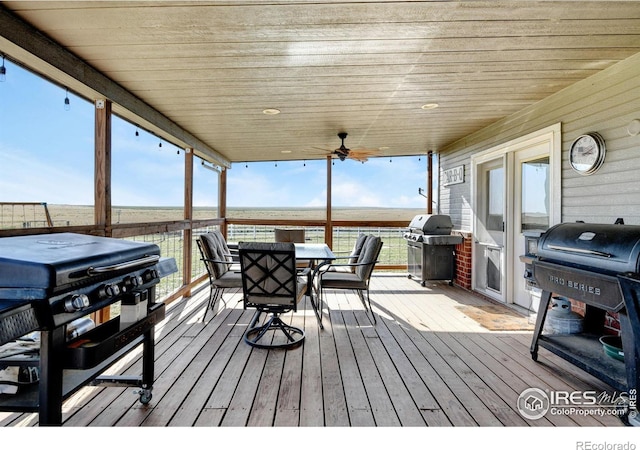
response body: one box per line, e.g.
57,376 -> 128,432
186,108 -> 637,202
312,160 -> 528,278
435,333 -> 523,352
537,332 -> 627,392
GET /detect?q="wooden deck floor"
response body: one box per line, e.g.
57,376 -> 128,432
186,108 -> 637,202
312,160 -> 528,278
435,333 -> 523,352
0,274 -> 627,428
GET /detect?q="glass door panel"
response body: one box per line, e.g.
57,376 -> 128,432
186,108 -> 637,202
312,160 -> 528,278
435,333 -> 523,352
474,157 -> 506,300
521,157 -> 549,232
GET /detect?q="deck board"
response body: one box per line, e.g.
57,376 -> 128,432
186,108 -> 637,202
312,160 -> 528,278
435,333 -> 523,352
0,274 -> 628,428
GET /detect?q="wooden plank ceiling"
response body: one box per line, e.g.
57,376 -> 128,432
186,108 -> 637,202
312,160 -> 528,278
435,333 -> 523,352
2,1 -> 640,164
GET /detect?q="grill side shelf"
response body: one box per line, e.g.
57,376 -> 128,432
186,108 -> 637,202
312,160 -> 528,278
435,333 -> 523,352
0,301 -> 40,347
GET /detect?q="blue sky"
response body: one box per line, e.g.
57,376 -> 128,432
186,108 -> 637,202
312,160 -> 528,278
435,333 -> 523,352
0,59 -> 431,209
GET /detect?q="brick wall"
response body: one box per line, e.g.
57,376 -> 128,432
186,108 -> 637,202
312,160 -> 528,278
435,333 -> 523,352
566,299 -> 620,335
453,230 -> 473,290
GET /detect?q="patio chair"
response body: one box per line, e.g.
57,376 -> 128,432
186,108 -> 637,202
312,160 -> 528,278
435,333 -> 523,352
275,228 -> 310,269
196,230 -> 242,322
318,235 -> 383,323
238,241 -> 309,349
274,228 -> 305,243
330,232 -> 368,272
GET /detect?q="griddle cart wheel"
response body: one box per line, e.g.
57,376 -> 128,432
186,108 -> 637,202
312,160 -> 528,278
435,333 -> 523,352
139,388 -> 153,404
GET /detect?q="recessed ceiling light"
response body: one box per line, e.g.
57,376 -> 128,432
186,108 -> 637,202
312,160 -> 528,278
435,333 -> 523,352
263,108 -> 281,115
281,150 -> 292,154
421,103 -> 439,110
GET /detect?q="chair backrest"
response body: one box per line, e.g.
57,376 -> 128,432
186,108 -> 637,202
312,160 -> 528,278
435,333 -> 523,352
355,235 -> 383,281
238,241 -> 303,309
199,230 -> 233,278
274,228 -> 305,243
348,233 -> 369,271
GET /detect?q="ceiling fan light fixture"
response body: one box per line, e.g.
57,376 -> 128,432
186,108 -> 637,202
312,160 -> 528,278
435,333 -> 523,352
421,103 -> 439,110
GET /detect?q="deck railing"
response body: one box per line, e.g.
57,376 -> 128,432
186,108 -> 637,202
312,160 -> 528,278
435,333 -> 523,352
0,217 -> 409,310
222,224 -> 406,267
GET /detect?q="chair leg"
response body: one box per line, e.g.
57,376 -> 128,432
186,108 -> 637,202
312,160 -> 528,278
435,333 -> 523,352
202,287 -> 227,323
357,289 -> 376,324
244,313 -> 305,349
309,288 -> 324,330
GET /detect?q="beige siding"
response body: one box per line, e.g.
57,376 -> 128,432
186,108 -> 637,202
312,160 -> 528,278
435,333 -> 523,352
440,52 -> 640,229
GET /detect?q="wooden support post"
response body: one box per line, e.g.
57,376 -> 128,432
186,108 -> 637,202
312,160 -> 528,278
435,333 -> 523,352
183,148 -> 194,297
325,155 -> 333,248
94,99 -> 112,237
219,167 -> 228,238
94,99 -> 112,324
427,151 -> 433,214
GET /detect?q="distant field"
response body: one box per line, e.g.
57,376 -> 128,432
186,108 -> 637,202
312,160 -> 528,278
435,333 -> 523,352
1,203 -> 424,229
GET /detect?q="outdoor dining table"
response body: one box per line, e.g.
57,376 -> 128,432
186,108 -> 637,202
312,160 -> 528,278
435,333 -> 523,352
294,243 -> 336,329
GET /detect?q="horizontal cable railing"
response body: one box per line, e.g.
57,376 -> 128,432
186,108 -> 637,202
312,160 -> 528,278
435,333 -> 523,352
0,218 -> 410,314
332,226 -> 407,268
124,231 -> 184,299
225,224 -> 407,268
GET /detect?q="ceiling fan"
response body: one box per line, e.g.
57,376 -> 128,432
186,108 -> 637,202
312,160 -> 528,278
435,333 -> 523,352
310,132 -> 381,162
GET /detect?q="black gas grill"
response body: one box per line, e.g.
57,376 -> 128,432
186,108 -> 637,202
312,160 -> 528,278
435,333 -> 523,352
0,233 -> 177,425
403,214 -> 463,286
526,222 -> 640,400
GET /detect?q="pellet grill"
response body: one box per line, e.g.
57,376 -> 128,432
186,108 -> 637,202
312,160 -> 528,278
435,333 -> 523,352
524,221 -> 640,419
0,233 -> 177,425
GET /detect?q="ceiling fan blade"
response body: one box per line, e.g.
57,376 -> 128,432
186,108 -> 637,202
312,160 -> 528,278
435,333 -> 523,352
350,148 -> 381,156
348,153 -> 369,162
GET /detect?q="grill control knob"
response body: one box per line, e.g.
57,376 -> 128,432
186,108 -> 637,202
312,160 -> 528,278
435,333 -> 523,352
123,275 -> 143,290
142,269 -> 159,283
64,294 -> 90,313
98,283 -> 121,300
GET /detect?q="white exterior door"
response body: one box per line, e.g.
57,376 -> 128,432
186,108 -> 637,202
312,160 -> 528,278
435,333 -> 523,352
512,147 -> 551,311
473,156 -> 507,301
472,124 -> 561,309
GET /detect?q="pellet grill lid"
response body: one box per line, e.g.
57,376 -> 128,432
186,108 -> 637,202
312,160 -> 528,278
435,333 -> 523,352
537,222 -> 640,276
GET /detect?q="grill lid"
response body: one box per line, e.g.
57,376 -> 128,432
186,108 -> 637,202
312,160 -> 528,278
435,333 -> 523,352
537,222 -> 640,275
0,233 -> 160,298
407,214 -> 454,235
